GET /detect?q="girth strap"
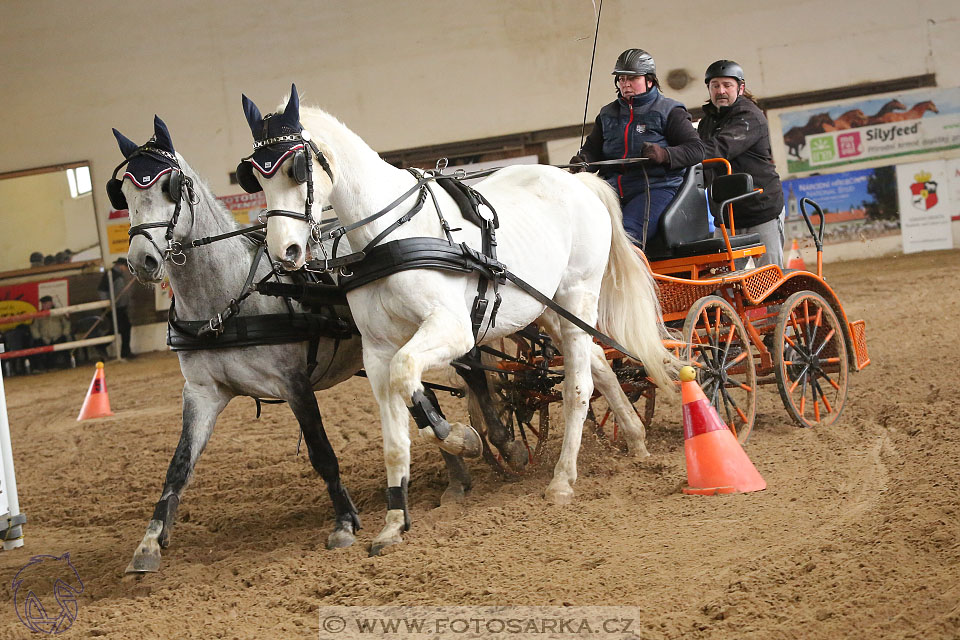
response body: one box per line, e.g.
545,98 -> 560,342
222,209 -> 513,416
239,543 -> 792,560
167,306 -> 355,351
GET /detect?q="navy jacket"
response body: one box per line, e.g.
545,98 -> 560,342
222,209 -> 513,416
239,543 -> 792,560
579,87 -> 704,202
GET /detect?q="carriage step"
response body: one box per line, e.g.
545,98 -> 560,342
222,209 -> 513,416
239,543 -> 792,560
849,320 -> 870,370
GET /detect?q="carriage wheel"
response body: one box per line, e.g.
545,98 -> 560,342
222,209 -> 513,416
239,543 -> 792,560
682,295 -> 757,444
773,292 -> 849,429
588,376 -> 656,449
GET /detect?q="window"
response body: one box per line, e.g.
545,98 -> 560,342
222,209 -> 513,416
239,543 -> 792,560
66,165 -> 91,198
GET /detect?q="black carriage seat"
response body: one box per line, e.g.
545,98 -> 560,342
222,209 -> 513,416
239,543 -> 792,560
641,164 -> 762,261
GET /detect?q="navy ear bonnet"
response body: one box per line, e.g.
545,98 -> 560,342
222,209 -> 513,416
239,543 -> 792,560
236,84 -> 311,193
107,116 -> 183,210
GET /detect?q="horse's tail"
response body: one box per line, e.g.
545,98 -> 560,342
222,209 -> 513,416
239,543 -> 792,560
573,172 -> 682,393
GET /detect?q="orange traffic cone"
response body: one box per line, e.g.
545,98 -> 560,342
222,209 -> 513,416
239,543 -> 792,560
679,366 -> 765,495
786,238 -> 806,270
77,362 -> 114,421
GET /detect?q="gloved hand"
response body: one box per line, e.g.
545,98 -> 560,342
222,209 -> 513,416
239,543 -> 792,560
568,154 -> 588,173
640,143 -> 669,165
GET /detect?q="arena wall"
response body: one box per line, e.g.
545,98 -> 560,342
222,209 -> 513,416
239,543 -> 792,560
2,0 -> 958,352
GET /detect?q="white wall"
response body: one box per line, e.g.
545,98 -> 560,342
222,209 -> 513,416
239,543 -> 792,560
2,0 -> 958,262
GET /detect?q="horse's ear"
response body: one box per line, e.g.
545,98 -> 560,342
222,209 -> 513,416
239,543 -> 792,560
153,115 -> 175,152
112,128 -> 140,158
280,83 -> 300,129
241,94 -> 263,136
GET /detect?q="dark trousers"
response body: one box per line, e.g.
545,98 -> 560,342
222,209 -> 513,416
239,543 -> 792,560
621,184 -> 680,248
117,307 -> 132,357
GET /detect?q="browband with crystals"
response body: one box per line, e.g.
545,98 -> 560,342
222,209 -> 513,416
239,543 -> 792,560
253,133 -> 308,150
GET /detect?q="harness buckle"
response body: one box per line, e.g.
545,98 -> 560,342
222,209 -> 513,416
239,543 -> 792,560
208,313 -> 225,336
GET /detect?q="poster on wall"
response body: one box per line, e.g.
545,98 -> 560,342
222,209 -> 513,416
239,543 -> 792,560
779,87 -> 960,174
946,157 -> 960,221
895,160 -> 954,253
0,279 -> 70,331
781,166 -> 901,245
154,280 -> 173,312
107,207 -> 131,257
220,192 -> 267,226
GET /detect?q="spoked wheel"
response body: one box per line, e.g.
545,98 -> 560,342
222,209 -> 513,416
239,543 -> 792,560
773,291 -> 849,428
682,295 -> 757,443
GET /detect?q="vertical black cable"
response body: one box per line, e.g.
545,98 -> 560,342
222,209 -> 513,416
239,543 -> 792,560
579,0 -> 603,150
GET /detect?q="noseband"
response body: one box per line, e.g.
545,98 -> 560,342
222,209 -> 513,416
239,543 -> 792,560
107,145 -> 199,266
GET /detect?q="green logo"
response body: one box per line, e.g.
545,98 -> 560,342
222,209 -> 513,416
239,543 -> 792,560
810,136 -> 836,164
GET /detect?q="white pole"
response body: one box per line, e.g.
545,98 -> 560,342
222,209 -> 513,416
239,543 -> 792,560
0,346 -> 25,550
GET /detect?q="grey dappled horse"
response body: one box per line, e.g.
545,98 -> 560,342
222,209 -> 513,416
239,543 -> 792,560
111,117 -> 472,573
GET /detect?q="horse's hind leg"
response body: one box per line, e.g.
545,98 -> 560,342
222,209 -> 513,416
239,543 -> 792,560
588,343 -> 650,457
126,383 -> 228,574
544,295 -> 598,505
287,384 -> 361,550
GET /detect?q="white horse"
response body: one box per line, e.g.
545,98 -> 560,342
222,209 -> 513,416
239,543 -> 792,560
111,116 -> 479,571
242,87 -> 680,554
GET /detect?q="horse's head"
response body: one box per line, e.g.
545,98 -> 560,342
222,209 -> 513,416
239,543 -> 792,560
918,100 -> 939,114
888,99 -> 907,111
107,116 -> 196,283
237,84 -> 333,270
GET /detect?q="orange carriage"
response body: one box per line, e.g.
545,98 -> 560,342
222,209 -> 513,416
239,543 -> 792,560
479,158 -> 870,474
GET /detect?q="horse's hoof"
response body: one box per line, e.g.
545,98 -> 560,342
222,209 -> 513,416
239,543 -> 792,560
326,526 -> 356,550
368,537 -> 402,556
420,423 -> 482,458
440,483 -> 469,506
502,440 -> 529,471
545,482 -> 575,506
626,442 -> 652,458
125,543 -> 162,574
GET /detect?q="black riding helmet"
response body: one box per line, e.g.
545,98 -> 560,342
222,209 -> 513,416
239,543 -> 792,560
704,60 -> 745,85
612,48 -> 656,77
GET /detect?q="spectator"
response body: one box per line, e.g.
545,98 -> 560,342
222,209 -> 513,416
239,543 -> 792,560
29,252 -> 44,268
29,295 -> 72,370
98,258 -> 136,359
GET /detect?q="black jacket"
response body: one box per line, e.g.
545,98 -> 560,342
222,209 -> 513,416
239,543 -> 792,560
698,97 -> 784,228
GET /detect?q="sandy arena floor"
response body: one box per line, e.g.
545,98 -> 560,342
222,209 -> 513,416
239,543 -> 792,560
0,249 -> 958,639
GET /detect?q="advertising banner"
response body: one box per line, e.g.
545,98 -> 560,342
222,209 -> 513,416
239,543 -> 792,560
947,157 -> 960,221
896,160 -> 954,253
779,87 -> 960,174
219,192 -> 267,226
781,166 -> 901,245
0,279 -> 70,331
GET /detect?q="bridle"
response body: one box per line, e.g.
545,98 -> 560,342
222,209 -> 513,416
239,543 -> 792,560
236,125 -> 334,237
106,144 -> 199,266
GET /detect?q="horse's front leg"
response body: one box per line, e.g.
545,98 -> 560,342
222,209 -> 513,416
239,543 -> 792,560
367,311 -> 476,556
126,383 -> 228,574
363,353 -> 413,556
286,381 -> 361,550
396,312 -> 482,459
